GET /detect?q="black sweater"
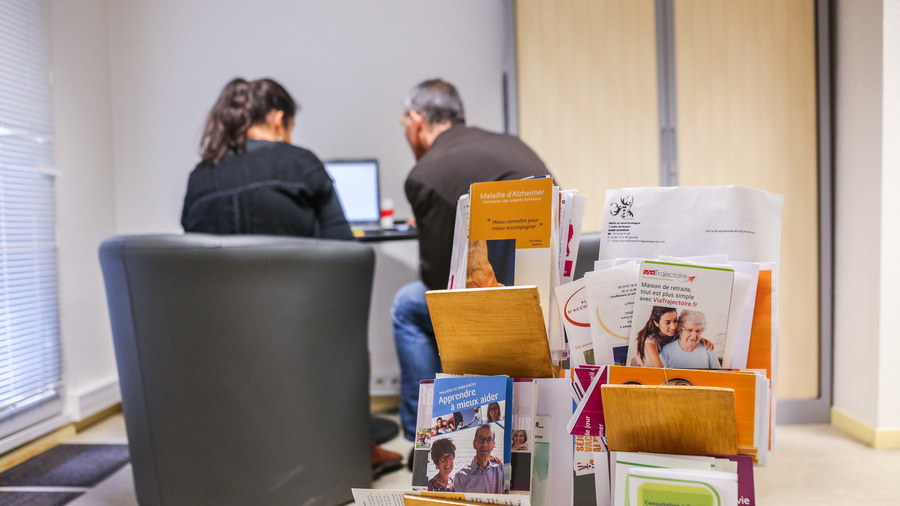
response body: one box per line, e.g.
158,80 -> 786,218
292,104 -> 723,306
405,125 -> 551,290
181,140 -> 352,240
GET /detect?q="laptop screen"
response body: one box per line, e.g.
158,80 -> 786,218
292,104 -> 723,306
323,159 -> 381,225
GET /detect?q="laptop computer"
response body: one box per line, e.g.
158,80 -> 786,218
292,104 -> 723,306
323,158 -> 382,230
323,158 -> 414,239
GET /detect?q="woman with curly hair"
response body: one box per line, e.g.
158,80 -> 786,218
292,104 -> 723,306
428,438 -> 456,491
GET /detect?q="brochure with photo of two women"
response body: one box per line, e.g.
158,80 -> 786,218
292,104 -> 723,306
626,260 -> 737,370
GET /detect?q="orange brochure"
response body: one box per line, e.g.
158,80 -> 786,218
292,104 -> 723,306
467,178 -> 560,350
746,269 -> 773,381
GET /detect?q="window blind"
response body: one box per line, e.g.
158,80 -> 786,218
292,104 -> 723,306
0,0 -> 63,439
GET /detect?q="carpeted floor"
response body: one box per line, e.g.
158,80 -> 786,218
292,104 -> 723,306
0,444 -> 130,506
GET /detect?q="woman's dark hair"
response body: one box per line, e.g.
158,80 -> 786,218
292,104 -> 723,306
248,78 -> 296,127
430,438 -> 456,465
199,77 -> 298,165
635,306 -> 678,362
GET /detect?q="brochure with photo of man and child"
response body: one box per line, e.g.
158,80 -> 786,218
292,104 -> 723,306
410,374 -> 537,497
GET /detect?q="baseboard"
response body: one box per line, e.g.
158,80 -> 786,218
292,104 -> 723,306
831,407 -> 900,449
0,381 -> 120,464
76,379 -> 121,420
75,403 -> 122,432
371,395 -> 400,413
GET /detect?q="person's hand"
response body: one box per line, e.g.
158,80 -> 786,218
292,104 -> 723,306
699,338 -> 714,350
488,454 -> 502,464
405,217 -> 417,227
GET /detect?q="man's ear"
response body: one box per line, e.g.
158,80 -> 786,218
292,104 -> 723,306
407,109 -> 425,130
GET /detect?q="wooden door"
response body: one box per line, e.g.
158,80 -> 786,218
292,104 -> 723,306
674,0 -> 818,399
516,0 -> 660,233
516,0 -> 820,400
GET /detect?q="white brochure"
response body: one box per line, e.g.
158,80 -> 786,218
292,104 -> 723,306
599,185 -> 784,264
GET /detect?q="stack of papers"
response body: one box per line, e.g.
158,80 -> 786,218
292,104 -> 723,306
609,451 -> 749,506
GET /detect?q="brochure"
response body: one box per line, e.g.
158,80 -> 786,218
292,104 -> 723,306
351,489 -> 533,506
447,194 -> 470,289
724,261 -> 761,369
598,185 -> 784,264
411,380 -> 436,490
585,262 -> 639,365
567,366 -> 608,439
568,366 -> 609,477
530,415 -> 552,506
713,454 -> 757,505
559,191 -> 587,284
554,276 -> 594,366
656,255 -> 759,369
610,451 -> 716,506
510,378 -> 537,494
626,260 -> 735,370
466,178 -> 561,351
430,375 -> 511,494
623,467 -> 738,506
534,378 -> 575,506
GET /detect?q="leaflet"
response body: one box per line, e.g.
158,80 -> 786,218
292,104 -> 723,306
467,178 -> 562,352
626,260 -> 735,370
554,276 -> 594,366
620,467 -> 738,506
430,375 -> 511,494
599,185 -> 784,264
585,262 -> 639,365
447,194 -> 470,289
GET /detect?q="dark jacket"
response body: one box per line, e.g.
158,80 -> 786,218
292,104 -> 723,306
405,125 -> 551,290
181,140 -> 352,240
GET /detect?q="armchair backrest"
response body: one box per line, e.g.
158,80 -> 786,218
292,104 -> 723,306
574,232 -> 602,280
99,233 -> 374,505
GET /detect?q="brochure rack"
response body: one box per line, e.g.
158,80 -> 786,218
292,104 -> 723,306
424,286 -> 744,506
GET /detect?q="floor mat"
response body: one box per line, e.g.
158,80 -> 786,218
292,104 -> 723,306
0,444 -> 129,488
0,491 -> 83,506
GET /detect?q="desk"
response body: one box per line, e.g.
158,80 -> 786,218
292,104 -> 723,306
355,227 -> 418,242
358,230 -> 419,395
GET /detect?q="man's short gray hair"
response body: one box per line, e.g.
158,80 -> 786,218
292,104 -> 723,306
475,424 -> 496,441
403,79 -> 466,126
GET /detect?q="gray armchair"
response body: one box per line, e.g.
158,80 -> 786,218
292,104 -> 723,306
99,234 -> 375,505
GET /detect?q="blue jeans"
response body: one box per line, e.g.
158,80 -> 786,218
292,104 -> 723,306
391,281 -> 442,441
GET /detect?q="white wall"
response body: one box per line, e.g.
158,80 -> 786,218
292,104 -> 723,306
105,0 -> 511,233
833,0 -> 883,429
878,0 -> 900,428
50,0 -> 120,419
46,0 -> 511,423
833,0 -> 900,434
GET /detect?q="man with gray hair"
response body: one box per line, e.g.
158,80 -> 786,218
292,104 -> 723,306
453,424 -> 504,494
392,79 -> 551,446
